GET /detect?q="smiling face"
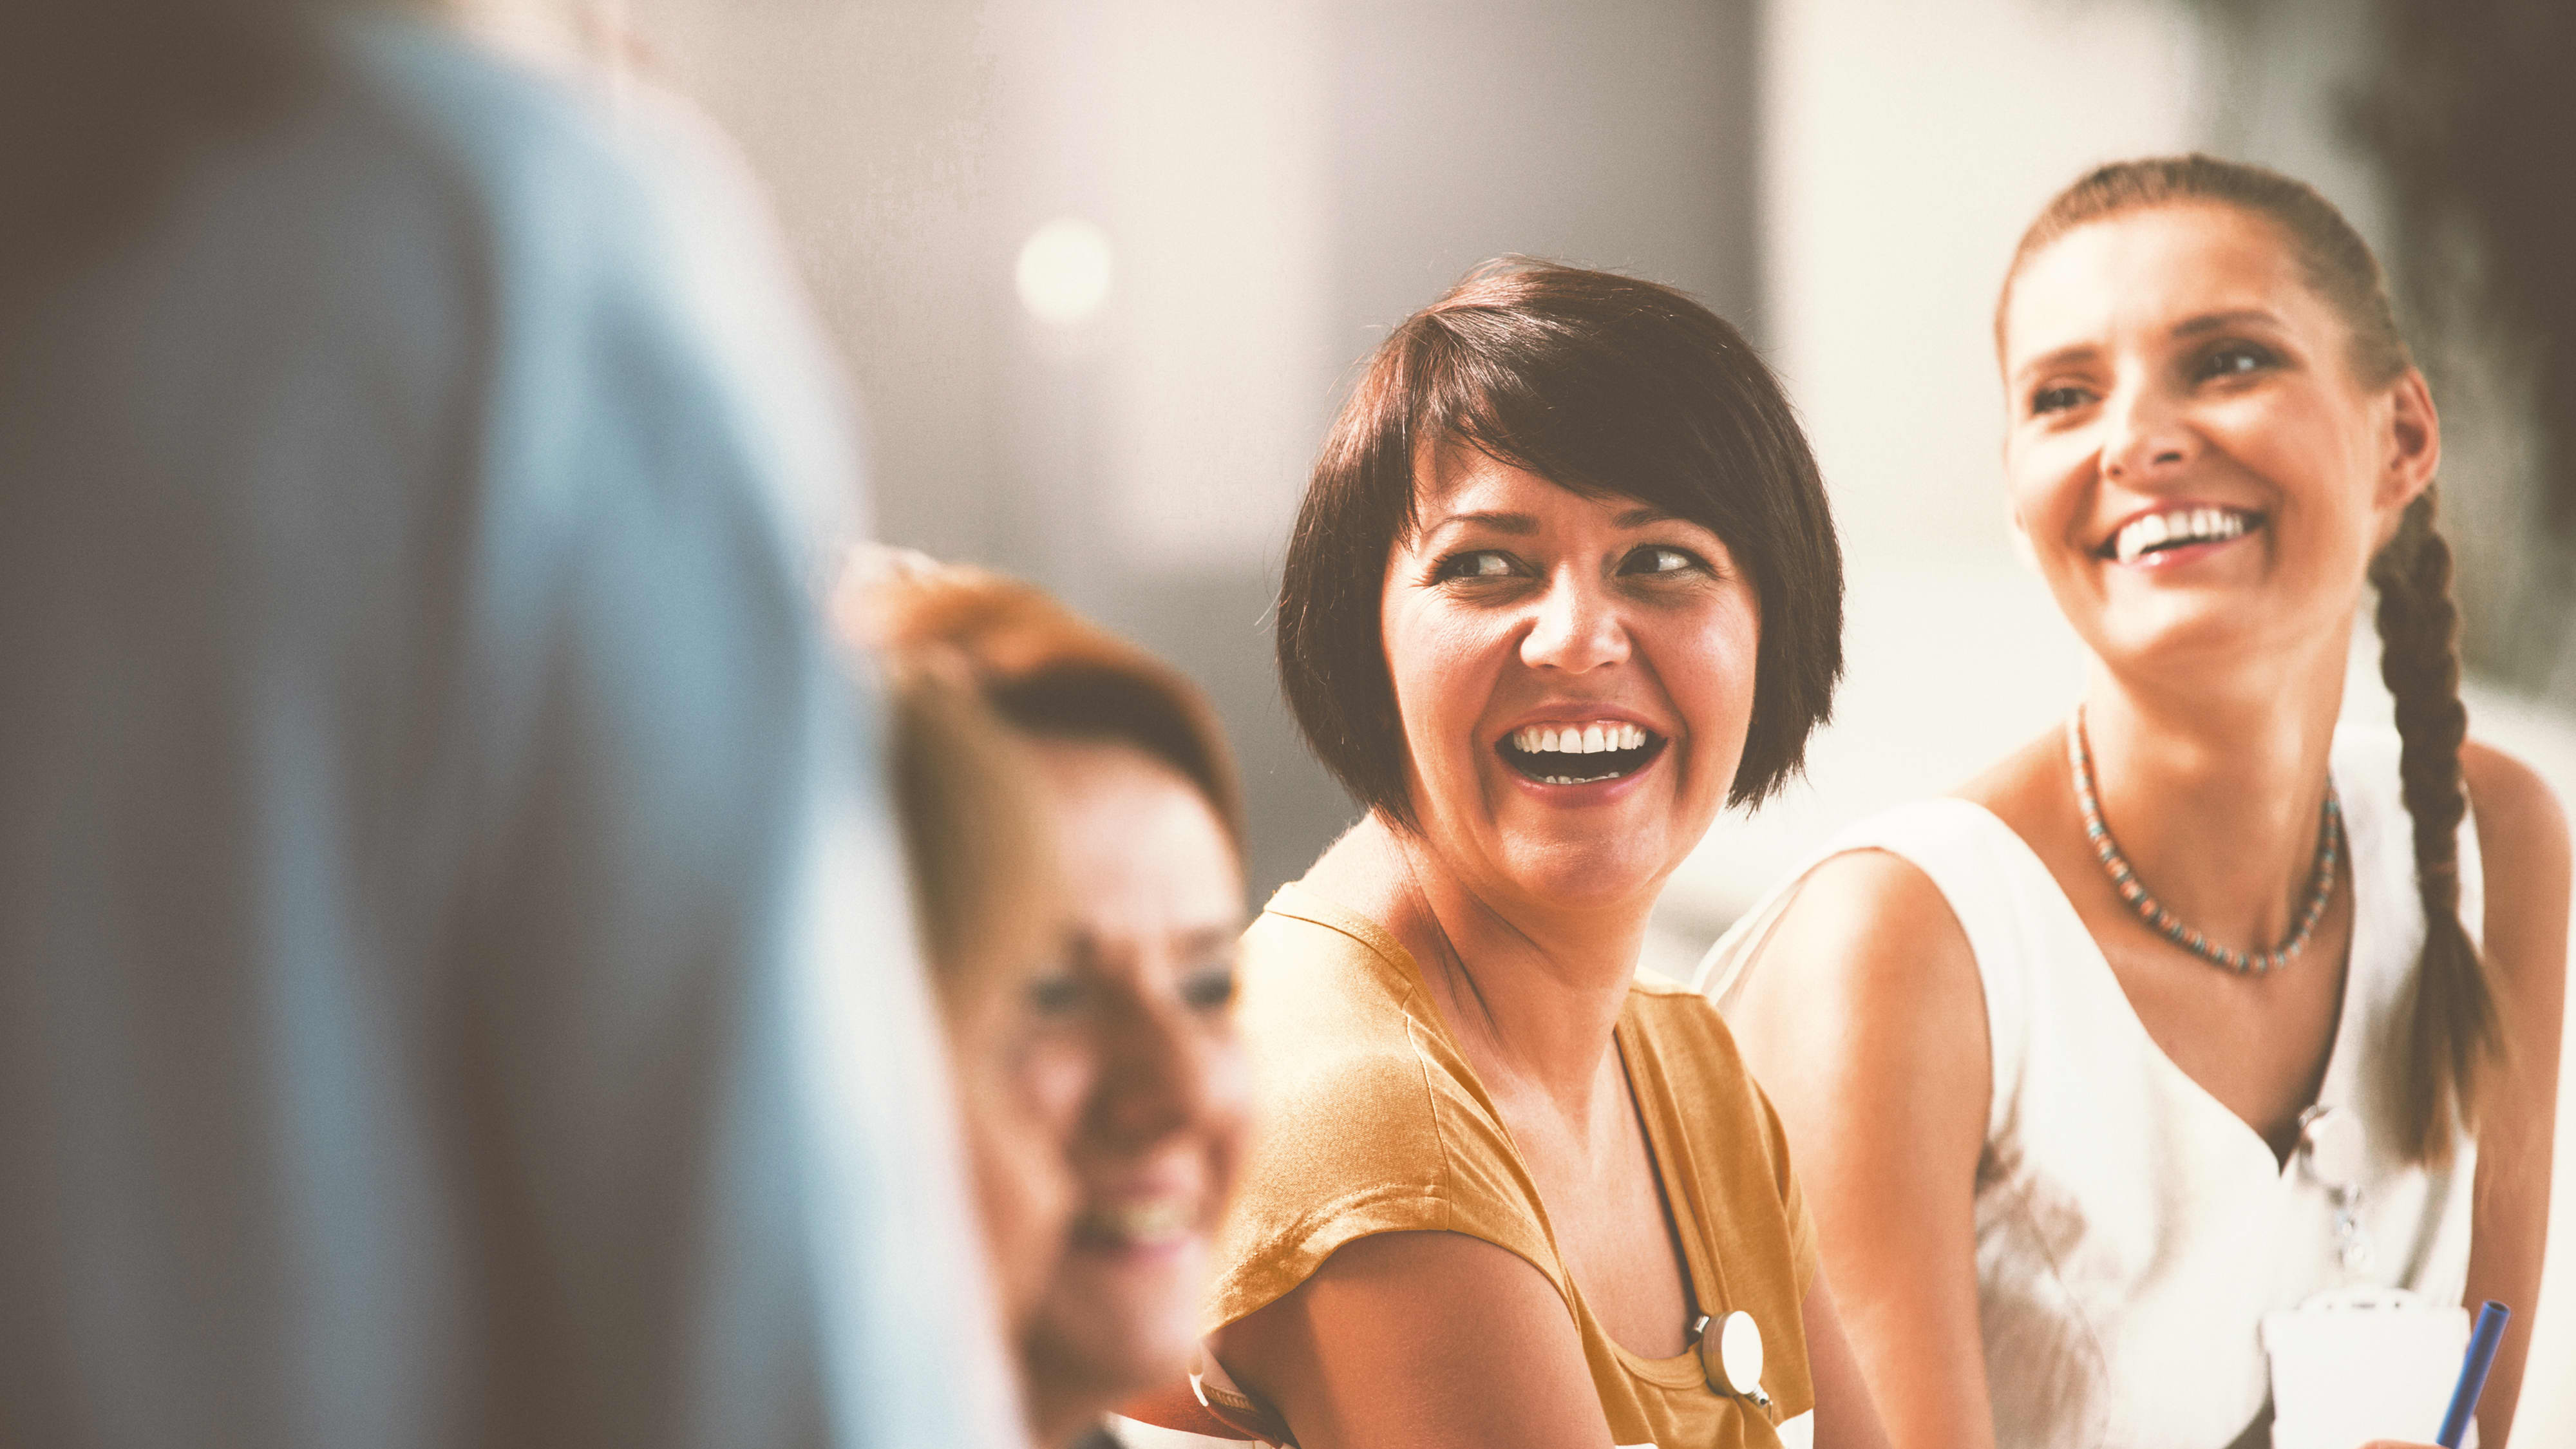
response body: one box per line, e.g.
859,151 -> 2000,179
1999,202 -> 2438,680
1378,446 -> 1762,914
946,940 -> 1090,1341
1019,737 -> 1247,1428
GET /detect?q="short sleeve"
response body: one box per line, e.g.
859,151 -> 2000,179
1208,905 -> 1566,1334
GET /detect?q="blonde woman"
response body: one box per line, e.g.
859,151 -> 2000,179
1707,157 -> 2566,1449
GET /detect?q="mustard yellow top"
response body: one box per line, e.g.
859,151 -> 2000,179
1206,881 -> 1820,1449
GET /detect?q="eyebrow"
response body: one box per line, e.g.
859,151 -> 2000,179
1423,509 -> 1537,536
1422,505 -> 1685,537
2010,308 -> 2289,390
2171,308 -> 2284,338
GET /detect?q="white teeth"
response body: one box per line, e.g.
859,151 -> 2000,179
1509,722 -> 1653,757
1077,1200 -> 1197,1246
2113,507 -> 2251,564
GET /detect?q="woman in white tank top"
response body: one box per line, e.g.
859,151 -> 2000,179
1702,157 -> 2566,1449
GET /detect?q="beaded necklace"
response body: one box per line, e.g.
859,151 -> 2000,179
2065,708 -> 2344,975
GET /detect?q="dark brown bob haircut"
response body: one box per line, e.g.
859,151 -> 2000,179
1276,260 -> 1842,826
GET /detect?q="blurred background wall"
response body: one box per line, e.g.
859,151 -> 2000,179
511,0 -> 2574,1432
598,0 -> 1764,897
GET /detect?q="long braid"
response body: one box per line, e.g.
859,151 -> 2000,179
2369,487 -> 2501,1163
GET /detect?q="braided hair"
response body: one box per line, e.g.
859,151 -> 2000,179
2003,155 -> 2499,1164
2371,488 -> 2500,1161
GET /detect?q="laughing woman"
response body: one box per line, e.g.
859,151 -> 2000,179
1706,158 -> 2567,1449
1192,263 -> 1889,1449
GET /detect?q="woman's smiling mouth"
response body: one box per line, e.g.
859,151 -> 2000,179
1496,721 -> 1667,786
2095,505 -> 2262,564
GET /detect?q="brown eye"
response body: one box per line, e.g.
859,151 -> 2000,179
2194,341 -> 2278,381
1180,961 -> 1236,1012
1027,967 -> 1092,1018
1433,549 -> 1520,582
1620,545 -> 1703,577
2031,384 -> 2092,415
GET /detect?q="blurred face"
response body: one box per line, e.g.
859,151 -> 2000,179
942,947 -> 1092,1340
1379,448 -> 1762,913
1020,739 -> 1248,1421
1999,203 -> 2436,676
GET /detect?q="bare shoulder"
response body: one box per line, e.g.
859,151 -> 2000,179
1722,741 -> 2062,1154
2461,741 -> 2572,885
2459,739 -> 2571,990
1737,836 -> 1985,1036
1728,839 -> 1991,1143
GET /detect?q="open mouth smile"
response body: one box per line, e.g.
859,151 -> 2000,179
1496,721 -> 1667,786
1070,1197 -> 1201,1252
2096,505 -> 2262,565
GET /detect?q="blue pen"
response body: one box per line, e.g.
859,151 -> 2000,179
2435,1300 -> 2510,1448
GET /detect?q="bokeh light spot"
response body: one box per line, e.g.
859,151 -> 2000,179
1014,218 -> 1114,328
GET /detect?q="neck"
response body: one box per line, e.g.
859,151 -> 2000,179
1020,1365 -> 1106,1449
1312,819 -> 1645,1107
2079,629 -> 2349,949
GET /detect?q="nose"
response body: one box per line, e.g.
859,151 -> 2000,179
1519,565 -> 1630,674
2100,379 -> 2199,484
1091,985 -> 1244,1151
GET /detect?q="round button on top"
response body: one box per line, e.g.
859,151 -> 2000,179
1700,1309 -> 1770,1407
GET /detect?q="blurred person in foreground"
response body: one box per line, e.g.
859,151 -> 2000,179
1706,156 -> 2566,1449
851,558 -> 1252,1449
1189,262 -> 1890,1449
0,3 -> 1014,1446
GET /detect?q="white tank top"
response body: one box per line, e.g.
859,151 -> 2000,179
1694,727 -> 2481,1449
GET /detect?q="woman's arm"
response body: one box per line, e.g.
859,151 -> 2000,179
2459,741 -> 2569,1448
1727,851 -> 1998,1449
1804,1273 -> 1896,1449
1209,1230 -> 1615,1449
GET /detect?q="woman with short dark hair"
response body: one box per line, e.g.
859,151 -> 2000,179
1192,261 -> 1887,1449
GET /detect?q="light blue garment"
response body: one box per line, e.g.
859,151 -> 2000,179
0,17 -> 1010,1449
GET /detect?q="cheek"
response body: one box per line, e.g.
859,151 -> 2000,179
956,1074 -> 1077,1327
1012,1032 -> 1096,1138
1196,1029 -> 1252,1190
2005,435 -> 2092,541
1383,603 -> 1508,754
1665,598 -> 1762,742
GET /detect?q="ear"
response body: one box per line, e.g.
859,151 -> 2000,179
2378,367 -> 2441,515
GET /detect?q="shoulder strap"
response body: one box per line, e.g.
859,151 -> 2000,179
1693,798 -> 2067,1142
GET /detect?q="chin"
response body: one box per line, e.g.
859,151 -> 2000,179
1496,834 -> 1670,911
1028,1267 -> 1202,1406
2098,593 -> 2309,677
1036,1227 -> 1206,1371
